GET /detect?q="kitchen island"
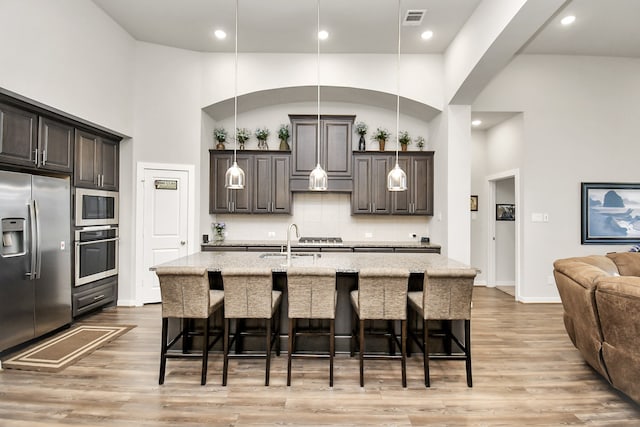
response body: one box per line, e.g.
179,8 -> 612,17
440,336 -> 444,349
154,251 -> 476,353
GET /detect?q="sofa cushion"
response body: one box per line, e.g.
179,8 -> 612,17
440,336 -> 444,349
606,252 -> 640,276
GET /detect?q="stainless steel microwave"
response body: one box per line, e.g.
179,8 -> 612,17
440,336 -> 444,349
75,188 -> 119,227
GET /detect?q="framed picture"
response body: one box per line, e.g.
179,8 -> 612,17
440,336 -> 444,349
496,204 -> 515,221
581,182 -> 640,244
470,195 -> 478,211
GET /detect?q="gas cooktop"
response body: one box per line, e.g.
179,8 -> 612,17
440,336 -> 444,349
298,237 -> 343,246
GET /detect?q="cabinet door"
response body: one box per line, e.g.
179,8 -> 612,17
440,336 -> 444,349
38,117 -> 73,172
209,153 -> 232,213
99,139 -> 119,191
230,155 -> 252,213
271,155 -> 290,213
74,130 -> 99,188
253,155 -> 272,213
411,155 -> 433,215
352,156 -> 372,214
291,119 -> 318,177
371,156 -> 391,214
0,102 -> 38,168
209,152 -> 252,213
392,157 -> 412,214
324,119 -> 352,177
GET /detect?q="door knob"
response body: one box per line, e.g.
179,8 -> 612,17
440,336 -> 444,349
180,241 -> 186,245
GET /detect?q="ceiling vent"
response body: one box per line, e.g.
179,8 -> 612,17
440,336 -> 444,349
403,9 -> 426,26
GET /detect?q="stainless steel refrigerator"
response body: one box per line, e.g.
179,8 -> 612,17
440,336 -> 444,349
0,170 -> 71,352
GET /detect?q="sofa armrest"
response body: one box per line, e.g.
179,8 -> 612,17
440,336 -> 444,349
596,276 -> 640,344
595,276 -> 640,404
553,260 -> 613,291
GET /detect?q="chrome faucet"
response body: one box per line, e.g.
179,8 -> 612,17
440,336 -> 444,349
287,223 -> 300,259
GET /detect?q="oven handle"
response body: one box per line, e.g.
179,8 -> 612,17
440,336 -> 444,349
75,237 -> 120,246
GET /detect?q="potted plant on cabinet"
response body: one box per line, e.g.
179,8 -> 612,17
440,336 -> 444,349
355,121 -> 368,151
236,127 -> 250,150
372,127 -> 390,151
398,130 -> 411,151
214,127 -> 227,150
255,127 -> 270,150
278,124 -> 290,151
415,136 -> 425,151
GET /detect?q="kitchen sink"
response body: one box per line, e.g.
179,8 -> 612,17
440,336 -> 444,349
259,252 -> 321,259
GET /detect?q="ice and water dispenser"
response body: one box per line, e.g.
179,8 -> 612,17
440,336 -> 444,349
1,218 -> 26,257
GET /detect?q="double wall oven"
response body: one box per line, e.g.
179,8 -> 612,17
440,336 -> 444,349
74,188 -> 119,287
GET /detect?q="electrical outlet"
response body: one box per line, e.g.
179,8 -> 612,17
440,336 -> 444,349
365,232 -> 373,238
547,275 -> 555,286
267,231 -> 275,238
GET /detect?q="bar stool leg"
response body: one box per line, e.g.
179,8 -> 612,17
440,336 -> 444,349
423,318 -> 430,387
465,319 -> 473,387
329,319 -> 335,387
201,316 -> 210,385
359,318 -> 365,387
159,317 -> 168,385
265,318 -> 272,386
287,318 -> 295,386
222,318 -> 230,386
401,319 -> 407,388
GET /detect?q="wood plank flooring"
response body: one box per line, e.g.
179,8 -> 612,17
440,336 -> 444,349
0,287 -> 638,426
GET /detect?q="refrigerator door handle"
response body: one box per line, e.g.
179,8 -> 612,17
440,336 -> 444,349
26,200 -> 37,280
33,199 -> 42,279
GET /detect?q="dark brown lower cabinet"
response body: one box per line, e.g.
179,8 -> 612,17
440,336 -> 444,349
72,276 -> 117,317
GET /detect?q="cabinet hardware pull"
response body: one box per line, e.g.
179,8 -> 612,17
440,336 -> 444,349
93,294 -> 106,301
42,149 -> 47,166
33,148 -> 39,165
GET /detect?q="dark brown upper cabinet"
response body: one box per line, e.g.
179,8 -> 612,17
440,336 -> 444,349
210,150 -> 290,215
74,130 -> 119,190
0,102 -> 73,173
352,151 -> 434,216
289,114 -> 354,192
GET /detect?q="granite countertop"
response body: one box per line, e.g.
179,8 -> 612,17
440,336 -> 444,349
153,251 -> 475,277
202,240 -> 441,250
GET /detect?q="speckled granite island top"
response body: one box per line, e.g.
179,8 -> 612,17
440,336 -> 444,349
154,251 -> 475,277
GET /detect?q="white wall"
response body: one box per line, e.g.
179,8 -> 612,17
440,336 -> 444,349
202,53 -> 444,110
0,0 -> 135,135
474,55 -> 640,301
470,131 -> 487,283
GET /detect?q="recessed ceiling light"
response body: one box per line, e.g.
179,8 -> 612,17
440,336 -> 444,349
471,119 -> 482,127
421,30 -> 433,40
560,15 -> 576,26
318,30 -> 329,40
214,30 -> 227,40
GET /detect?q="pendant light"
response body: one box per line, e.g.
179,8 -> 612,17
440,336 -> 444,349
387,0 -> 407,192
225,0 -> 246,189
309,0 -> 328,191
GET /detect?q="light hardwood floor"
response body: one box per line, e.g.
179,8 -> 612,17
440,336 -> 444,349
0,287 -> 638,426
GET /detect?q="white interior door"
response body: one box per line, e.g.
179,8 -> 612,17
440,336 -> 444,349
141,168 -> 190,304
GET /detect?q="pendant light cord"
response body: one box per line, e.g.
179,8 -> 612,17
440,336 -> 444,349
233,0 -> 239,162
395,0 -> 401,166
316,0 -> 321,165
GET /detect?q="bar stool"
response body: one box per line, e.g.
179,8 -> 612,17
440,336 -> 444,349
286,267 -> 337,386
221,267 -> 282,386
408,270 -> 475,387
350,268 -> 410,387
155,266 -> 224,386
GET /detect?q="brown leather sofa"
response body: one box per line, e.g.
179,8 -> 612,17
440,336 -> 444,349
553,252 -> 640,405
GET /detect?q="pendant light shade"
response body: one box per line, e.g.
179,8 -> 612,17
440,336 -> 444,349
309,163 -> 328,191
225,161 -> 246,189
308,0 -> 328,191
387,161 -> 407,191
387,0 -> 408,192
225,0 -> 245,190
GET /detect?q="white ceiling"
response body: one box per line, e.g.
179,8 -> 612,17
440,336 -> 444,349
93,0 -> 640,56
